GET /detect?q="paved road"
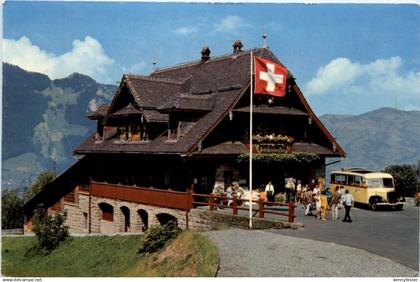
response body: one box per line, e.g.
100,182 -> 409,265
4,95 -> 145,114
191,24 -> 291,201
205,228 -> 418,277
273,201 -> 419,271
218,199 -> 419,272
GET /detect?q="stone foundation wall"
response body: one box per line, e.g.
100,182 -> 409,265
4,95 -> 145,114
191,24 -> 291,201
47,194 -> 301,234
189,208 -> 304,230
89,196 -> 188,234
63,194 -> 89,233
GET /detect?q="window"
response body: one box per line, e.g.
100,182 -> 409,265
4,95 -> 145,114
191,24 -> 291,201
354,176 -> 362,186
168,113 -> 180,141
130,123 -> 141,141
332,174 -> 346,184
118,126 -> 129,141
130,123 -> 148,141
347,175 -> 354,186
116,123 -> 149,142
367,178 -> 394,188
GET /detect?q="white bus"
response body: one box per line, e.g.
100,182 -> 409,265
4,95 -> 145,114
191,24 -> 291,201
328,168 -> 405,210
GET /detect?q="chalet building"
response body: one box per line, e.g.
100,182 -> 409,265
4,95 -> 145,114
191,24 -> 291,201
23,41 -> 345,234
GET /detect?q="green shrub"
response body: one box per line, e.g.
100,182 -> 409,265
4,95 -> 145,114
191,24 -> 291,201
138,221 -> 181,254
384,164 -> 420,197
237,152 -> 319,165
30,207 -> 69,254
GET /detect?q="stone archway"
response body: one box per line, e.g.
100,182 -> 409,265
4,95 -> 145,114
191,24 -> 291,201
120,206 -> 130,232
156,213 -> 178,226
137,209 -> 149,232
98,202 -> 114,233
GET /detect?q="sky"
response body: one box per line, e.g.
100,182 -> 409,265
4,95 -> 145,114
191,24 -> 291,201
3,2 -> 420,115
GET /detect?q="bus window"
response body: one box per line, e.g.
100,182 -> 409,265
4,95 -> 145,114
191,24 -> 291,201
383,178 -> 394,188
347,175 -> 355,186
361,177 -> 367,187
335,174 -> 346,184
354,176 -> 362,186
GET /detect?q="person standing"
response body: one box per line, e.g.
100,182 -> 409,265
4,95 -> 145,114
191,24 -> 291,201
233,182 -> 245,200
320,191 -> 328,221
285,178 -> 295,203
329,186 -> 342,221
314,189 -> 322,219
265,181 -> 275,202
312,182 -> 320,196
342,189 -> 354,222
226,185 -> 234,206
304,187 -> 313,215
296,180 -> 302,203
212,181 -> 225,210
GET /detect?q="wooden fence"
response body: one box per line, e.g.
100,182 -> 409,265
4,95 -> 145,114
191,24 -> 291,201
2,228 -> 24,235
190,193 -> 296,223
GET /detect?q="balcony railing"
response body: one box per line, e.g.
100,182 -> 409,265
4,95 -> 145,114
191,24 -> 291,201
90,181 -> 191,210
90,181 -> 295,222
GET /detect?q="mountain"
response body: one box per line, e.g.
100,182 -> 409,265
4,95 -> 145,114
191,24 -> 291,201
321,107 -> 420,172
2,63 -> 117,189
2,63 -> 419,189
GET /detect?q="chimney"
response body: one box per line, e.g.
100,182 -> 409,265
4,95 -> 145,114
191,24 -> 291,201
201,46 -> 211,62
233,40 -> 243,54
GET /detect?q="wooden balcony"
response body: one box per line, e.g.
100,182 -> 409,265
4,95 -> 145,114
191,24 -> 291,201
90,181 -> 191,210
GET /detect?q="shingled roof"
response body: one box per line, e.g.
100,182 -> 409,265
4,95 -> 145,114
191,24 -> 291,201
77,47 -> 345,157
88,103 -> 110,120
124,74 -> 186,108
109,103 -> 141,117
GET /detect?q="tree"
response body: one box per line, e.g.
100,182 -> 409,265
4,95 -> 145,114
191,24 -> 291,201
31,206 -> 69,253
384,164 -> 420,197
23,171 -> 55,202
1,188 -> 24,229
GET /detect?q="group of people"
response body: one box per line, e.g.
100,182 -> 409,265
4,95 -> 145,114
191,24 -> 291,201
212,181 -> 246,208
301,185 -> 355,222
213,179 -> 355,223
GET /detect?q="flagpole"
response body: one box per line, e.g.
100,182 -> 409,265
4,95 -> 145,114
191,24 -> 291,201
249,51 -> 253,229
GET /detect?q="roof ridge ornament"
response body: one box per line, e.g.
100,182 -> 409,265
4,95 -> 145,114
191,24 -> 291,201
262,33 -> 268,49
201,46 -> 211,62
233,40 -> 243,54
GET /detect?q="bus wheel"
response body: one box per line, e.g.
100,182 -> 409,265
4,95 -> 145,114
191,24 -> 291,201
370,199 -> 379,211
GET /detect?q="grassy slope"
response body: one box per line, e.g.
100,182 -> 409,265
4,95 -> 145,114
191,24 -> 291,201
1,231 -> 218,277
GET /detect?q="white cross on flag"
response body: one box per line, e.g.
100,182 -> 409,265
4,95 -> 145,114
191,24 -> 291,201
254,56 -> 288,97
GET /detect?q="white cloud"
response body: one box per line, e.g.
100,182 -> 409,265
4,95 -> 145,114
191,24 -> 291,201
305,56 -> 420,99
305,58 -> 360,95
174,26 -> 198,36
3,36 -> 115,83
215,15 -> 250,32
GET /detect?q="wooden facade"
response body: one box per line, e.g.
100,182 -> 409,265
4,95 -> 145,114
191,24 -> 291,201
23,42 -> 344,233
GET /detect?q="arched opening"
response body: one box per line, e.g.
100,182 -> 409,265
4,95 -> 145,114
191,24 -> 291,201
137,209 -> 149,232
156,213 -> 178,226
98,202 -> 114,233
120,206 -> 130,232
99,203 -> 114,222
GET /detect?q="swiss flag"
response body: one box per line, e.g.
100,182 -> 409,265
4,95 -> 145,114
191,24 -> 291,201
254,56 -> 288,97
